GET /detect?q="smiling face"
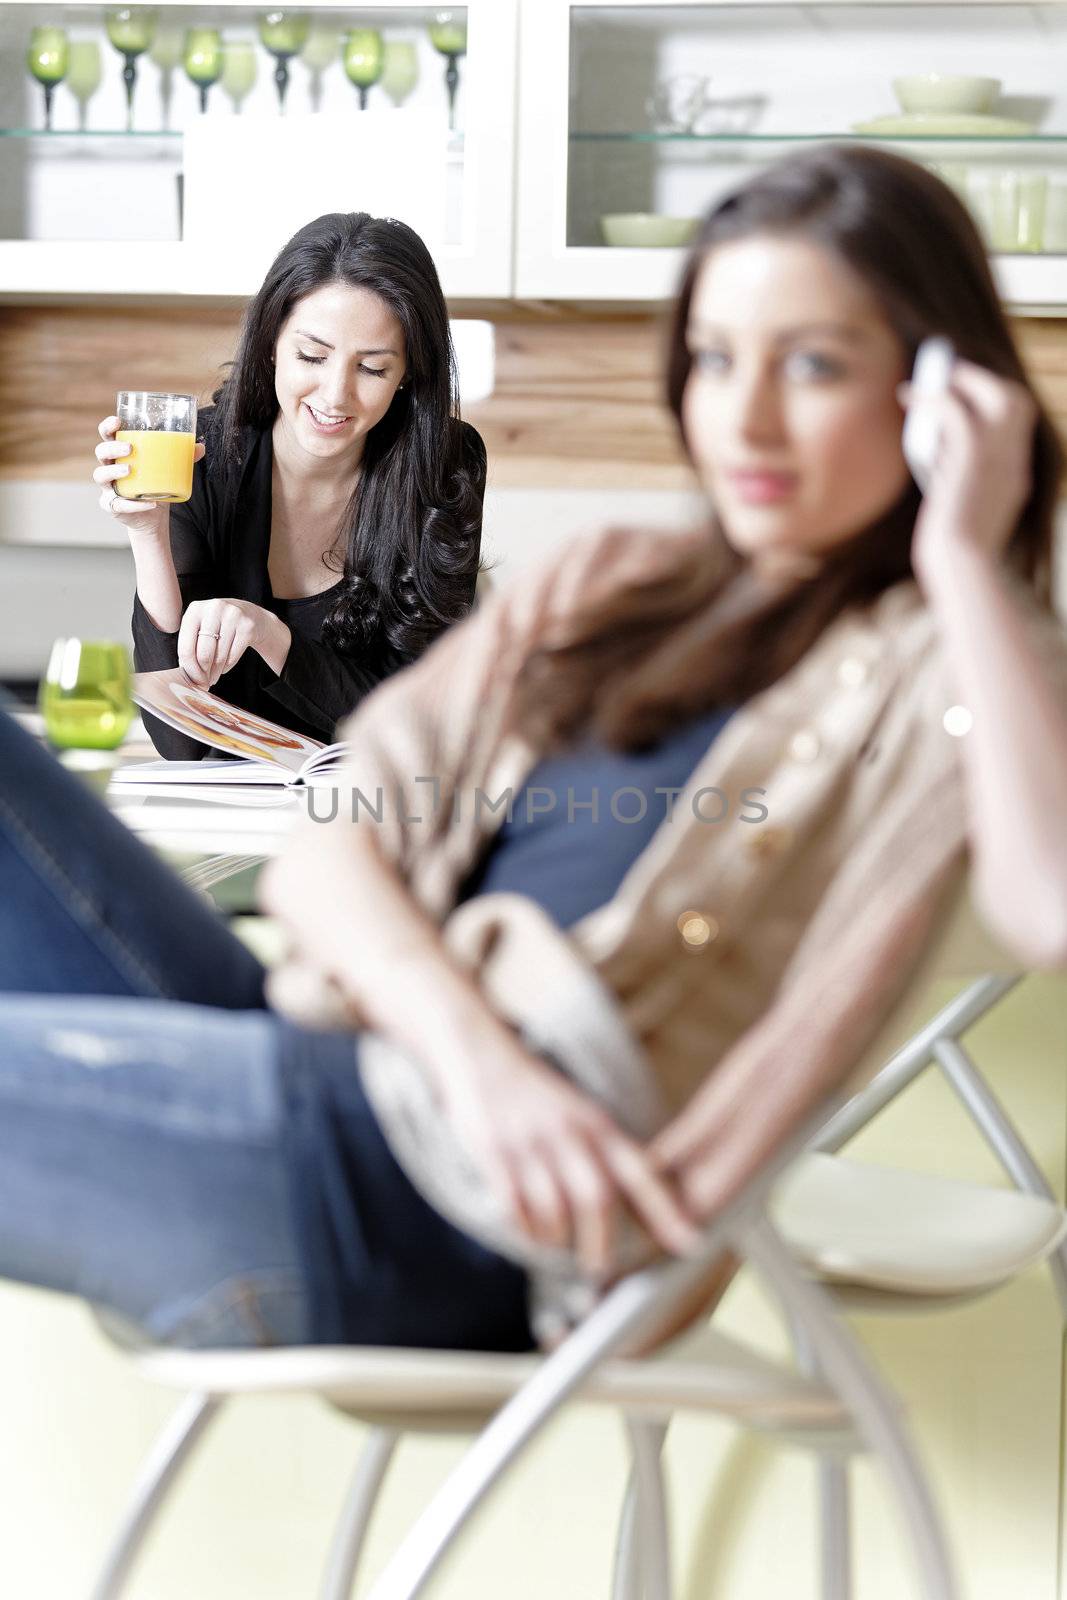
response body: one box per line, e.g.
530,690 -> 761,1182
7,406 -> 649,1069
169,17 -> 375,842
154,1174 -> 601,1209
272,280 -> 407,467
681,234 -> 912,579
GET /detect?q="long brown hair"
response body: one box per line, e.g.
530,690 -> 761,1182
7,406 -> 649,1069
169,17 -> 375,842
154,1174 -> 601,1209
515,145 -> 1063,751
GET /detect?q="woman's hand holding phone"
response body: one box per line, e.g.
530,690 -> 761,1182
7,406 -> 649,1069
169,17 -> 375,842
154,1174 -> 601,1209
901,345 -> 1039,586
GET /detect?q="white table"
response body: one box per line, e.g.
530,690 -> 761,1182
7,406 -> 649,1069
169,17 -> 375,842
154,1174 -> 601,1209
17,710 -> 304,889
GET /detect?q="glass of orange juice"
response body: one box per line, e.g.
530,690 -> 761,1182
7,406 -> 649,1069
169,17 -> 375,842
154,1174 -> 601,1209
116,390 -> 197,502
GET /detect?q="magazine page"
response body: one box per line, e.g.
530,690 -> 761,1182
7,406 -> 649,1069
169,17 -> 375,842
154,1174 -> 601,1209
130,669 -> 324,774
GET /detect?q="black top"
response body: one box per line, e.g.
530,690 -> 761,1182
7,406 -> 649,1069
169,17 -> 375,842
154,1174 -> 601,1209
459,704 -> 736,927
132,409 -> 485,760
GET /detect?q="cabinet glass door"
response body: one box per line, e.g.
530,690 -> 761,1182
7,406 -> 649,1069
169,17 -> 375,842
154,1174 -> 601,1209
0,0 -> 516,297
517,0 -> 1067,307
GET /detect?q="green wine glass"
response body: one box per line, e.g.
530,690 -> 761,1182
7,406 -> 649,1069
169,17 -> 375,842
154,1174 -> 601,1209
66,40 -> 102,132
343,29 -> 384,111
381,39 -> 419,108
428,9 -> 466,130
220,40 -> 258,113
258,10 -> 310,114
299,24 -> 338,112
27,27 -> 69,133
184,27 -> 222,113
105,8 -> 157,132
40,639 -> 133,752
149,28 -> 183,130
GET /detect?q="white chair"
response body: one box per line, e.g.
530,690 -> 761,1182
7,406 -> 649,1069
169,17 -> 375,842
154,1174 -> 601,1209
84,877 -> 1066,1600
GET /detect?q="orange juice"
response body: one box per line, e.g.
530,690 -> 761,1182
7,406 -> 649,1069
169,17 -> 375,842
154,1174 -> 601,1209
115,429 -> 195,503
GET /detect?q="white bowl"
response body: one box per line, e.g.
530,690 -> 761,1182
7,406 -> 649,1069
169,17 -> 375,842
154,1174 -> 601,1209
600,213 -> 700,249
893,74 -> 1001,115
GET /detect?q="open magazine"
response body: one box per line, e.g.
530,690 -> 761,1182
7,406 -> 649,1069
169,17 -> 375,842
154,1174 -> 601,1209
112,669 -> 347,788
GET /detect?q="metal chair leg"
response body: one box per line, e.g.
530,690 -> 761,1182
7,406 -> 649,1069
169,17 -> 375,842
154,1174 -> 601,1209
359,1256 -> 726,1600
742,1219 -> 958,1600
88,1391 -> 222,1600
818,1458 -> 851,1600
319,1428 -> 401,1600
789,1309 -> 853,1599
611,1474 -> 642,1600
627,1419 -> 671,1600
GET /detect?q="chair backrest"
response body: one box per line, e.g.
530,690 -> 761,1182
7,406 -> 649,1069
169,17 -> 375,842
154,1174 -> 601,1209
837,863 -> 1021,1099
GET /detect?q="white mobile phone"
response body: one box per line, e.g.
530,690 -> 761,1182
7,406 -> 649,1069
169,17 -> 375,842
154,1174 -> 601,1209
902,336 -> 956,492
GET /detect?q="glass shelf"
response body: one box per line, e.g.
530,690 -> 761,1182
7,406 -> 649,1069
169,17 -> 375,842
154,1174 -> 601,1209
570,131 -> 1067,145
0,128 -> 181,139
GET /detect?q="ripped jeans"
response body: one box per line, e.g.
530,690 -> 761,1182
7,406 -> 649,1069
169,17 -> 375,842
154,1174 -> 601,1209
0,705 -> 531,1352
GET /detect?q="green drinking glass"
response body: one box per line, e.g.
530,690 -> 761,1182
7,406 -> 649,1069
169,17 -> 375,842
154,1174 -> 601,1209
381,39 -> 419,108
258,10 -> 310,113
220,39 -> 258,113
105,8 -> 158,131
27,27 -> 69,132
343,29 -> 384,111
149,28 -> 183,130
428,9 -> 466,130
300,24 -> 338,111
184,27 -> 222,113
66,40 -> 102,132
39,639 -> 133,752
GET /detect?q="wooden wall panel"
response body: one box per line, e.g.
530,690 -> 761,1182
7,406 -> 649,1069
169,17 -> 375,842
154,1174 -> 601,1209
4,302 -> 1067,491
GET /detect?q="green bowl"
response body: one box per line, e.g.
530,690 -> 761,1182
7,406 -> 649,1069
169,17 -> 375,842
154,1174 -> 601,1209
600,213 -> 700,248
893,74 -> 1000,114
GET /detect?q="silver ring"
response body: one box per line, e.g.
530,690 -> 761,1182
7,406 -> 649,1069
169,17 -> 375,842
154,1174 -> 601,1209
106,489 -> 118,508
201,630 -> 220,640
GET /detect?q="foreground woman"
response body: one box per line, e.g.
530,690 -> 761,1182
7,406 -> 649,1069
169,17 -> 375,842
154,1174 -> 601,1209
2,145 -> 1066,1353
92,211 -> 485,757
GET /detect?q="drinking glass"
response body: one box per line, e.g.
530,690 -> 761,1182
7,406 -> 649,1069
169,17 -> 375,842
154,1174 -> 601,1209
428,9 -> 466,130
300,24 -> 338,111
149,28 -> 183,130
27,27 -> 69,132
381,39 -> 419,108
105,8 -> 157,132
343,29 -> 384,110
40,640 -> 133,752
220,39 -> 258,112
184,28 -> 222,114
66,40 -> 102,132
258,10 -> 310,113
116,391 -> 197,503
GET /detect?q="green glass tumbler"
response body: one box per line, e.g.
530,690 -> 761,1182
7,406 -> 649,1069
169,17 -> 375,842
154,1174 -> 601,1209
184,27 -> 222,113
39,639 -> 133,751
428,10 -> 466,130
258,10 -> 310,112
343,29 -> 384,110
105,8 -> 158,131
27,27 -> 69,131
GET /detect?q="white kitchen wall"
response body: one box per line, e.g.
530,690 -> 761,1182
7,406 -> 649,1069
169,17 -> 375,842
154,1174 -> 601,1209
0,481 -> 708,680
1,477 -> 1064,682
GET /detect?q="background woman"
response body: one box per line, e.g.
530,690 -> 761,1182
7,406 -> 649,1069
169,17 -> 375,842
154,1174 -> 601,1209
92,211 -> 486,758
2,146 -> 1066,1354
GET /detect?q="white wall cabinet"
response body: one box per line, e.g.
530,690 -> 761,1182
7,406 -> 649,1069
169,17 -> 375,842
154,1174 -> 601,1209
0,0 -> 517,298
6,1 -> 1067,308
514,0 -> 1067,313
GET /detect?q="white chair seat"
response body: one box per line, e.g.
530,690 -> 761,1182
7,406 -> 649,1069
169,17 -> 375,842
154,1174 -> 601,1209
107,1320 -> 850,1438
772,1152 -> 1067,1296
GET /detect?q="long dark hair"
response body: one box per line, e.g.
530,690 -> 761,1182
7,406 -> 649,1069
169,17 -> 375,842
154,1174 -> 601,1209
211,211 -> 485,663
514,145 -> 1063,750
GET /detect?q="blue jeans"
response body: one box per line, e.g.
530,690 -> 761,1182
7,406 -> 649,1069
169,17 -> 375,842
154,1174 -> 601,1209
0,706 -> 531,1351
